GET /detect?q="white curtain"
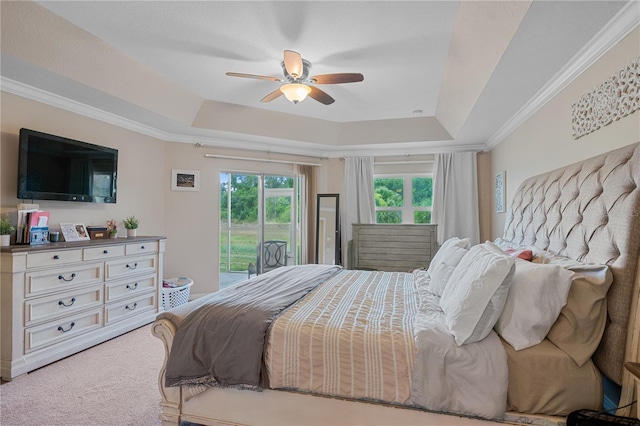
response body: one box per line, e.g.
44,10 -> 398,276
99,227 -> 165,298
342,157 -> 375,266
432,152 -> 480,246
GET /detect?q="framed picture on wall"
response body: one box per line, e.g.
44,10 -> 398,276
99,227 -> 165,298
171,169 -> 200,192
495,171 -> 506,213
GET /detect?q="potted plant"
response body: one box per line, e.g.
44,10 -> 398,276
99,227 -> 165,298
106,219 -> 118,238
1,214 -> 15,246
123,216 -> 139,237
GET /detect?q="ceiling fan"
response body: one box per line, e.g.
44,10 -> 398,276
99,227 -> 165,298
226,50 -> 364,105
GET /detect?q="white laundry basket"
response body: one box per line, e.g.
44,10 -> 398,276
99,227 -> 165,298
161,277 -> 193,310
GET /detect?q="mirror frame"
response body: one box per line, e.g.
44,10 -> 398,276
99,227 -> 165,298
315,193 -> 341,265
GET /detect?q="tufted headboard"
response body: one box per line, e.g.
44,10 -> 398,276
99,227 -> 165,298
502,142 -> 640,392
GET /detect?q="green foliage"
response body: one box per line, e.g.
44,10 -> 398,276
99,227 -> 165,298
123,216 -> 139,229
412,177 -> 433,207
376,211 -> 402,224
374,176 -> 433,224
0,214 -> 15,235
221,174 -> 294,225
374,178 -> 404,207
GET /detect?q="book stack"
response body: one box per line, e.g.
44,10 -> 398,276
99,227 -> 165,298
16,204 -> 50,245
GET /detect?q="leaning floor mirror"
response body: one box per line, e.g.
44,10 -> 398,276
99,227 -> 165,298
315,193 -> 341,265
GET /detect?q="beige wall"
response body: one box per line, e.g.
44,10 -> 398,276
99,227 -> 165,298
0,93 -> 338,294
489,27 -> 640,239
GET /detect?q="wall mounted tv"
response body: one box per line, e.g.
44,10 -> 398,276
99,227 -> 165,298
18,128 -> 118,203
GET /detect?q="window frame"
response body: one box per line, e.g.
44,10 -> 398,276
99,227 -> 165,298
374,173 -> 433,224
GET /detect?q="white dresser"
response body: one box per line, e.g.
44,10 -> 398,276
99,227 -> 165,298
351,224 -> 437,272
0,236 -> 165,380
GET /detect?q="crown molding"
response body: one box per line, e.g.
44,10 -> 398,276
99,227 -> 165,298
1,76 -> 481,158
1,77 -> 169,140
485,1 -> 640,150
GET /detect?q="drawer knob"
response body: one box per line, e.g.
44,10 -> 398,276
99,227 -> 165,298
57,322 -> 76,333
103,250 -> 108,254
126,283 -> 138,290
125,302 -> 138,311
58,297 -> 76,307
141,245 -> 145,250
53,255 -> 60,260
58,273 -> 77,282
126,263 -> 138,270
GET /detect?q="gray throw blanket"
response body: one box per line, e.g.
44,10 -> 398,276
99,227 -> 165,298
165,264 -> 341,389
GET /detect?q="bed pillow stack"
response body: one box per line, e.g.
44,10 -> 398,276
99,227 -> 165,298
425,237 -> 470,297
494,259 -> 573,350
531,252 -> 613,366
439,242 -> 515,346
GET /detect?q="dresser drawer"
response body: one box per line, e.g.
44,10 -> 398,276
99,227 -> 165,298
83,245 -> 125,261
24,307 -> 103,353
24,284 -> 103,327
125,241 -> 157,256
104,274 -> 156,302
105,255 -> 156,281
25,262 -> 103,298
104,292 -> 156,325
26,249 -> 83,269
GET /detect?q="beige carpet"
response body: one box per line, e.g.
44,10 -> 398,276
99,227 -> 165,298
0,324 -> 164,426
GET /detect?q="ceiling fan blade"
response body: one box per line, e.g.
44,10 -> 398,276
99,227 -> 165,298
283,50 -> 303,79
308,86 -> 335,105
260,89 -> 284,103
226,72 -> 282,82
311,73 -> 364,84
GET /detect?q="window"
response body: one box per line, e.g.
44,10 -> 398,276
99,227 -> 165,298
374,175 -> 432,224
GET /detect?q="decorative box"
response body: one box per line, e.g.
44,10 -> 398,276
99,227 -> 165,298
86,226 -> 108,239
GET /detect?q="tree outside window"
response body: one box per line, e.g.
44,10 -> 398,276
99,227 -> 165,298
374,175 -> 432,224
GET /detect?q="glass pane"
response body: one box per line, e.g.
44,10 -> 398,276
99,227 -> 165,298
374,178 -> 404,207
220,173 -> 259,288
412,177 -> 433,207
376,210 -> 402,223
264,176 -> 294,273
414,210 -> 431,224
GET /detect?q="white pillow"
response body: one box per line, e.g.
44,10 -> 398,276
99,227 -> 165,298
412,269 -> 431,292
428,245 -> 468,296
440,242 -> 515,346
427,237 -> 470,277
494,259 -> 573,350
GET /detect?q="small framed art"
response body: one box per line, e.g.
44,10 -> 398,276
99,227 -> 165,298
495,171 -> 506,213
60,223 -> 91,242
171,169 -> 200,192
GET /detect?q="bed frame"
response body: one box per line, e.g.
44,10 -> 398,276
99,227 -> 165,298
153,142 -> 640,426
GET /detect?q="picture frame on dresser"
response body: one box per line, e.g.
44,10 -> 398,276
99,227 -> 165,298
59,223 -> 90,242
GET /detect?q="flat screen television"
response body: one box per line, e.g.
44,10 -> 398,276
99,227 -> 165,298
17,128 -> 118,203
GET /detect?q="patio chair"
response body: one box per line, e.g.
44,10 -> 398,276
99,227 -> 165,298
248,240 -> 288,278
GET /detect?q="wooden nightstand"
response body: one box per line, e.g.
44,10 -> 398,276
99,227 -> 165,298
624,362 -> 640,419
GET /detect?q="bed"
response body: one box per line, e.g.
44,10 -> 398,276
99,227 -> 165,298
152,141 -> 640,425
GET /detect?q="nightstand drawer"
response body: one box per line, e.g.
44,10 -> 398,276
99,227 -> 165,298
83,245 -> 125,261
27,249 -> 83,269
104,292 -> 156,325
25,284 -> 103,327
105,255 -> 156,281
104,274 -> 156,302
25,262 -> 103,298
25,307 -> 103,353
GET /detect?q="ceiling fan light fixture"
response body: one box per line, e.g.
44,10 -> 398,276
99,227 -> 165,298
280,83 -> 311,104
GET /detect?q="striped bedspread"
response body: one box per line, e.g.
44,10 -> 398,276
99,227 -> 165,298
265,270 -> 418,405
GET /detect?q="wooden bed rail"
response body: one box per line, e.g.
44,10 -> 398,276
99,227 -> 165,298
151,318 -> 181,426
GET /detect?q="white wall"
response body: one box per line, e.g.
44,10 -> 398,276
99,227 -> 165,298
489,27 -> 640,239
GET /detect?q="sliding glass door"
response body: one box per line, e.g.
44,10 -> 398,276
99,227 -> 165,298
219,172 -> 299,288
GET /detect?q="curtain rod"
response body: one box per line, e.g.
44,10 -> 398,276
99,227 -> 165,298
374,160 -> 433,165
204,154 -> 322,167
